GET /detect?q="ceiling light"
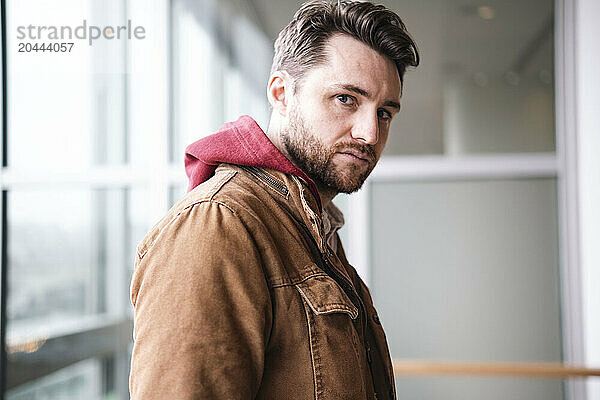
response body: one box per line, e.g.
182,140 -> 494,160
478,6 -> 495,20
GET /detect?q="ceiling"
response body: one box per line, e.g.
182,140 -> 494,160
249,0 -> 554,79
228,0 -> 556,154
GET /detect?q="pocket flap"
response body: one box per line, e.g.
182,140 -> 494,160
295,274 -> 359,319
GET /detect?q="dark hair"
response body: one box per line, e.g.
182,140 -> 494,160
271,0 -> 419,87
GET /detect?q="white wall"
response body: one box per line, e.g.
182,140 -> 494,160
575,0 -> 600,397
444,80 -> 555,155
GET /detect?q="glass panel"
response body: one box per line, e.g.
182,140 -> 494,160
384,0 -> 555,155
223,15 -> 271,129
8,190 -> 98,325
6,359 -> 102,400
170,0 -> 271,165
370,178 -> 562,398
168,184 -> 187,208
7,0 -> 127,169
126,187 -> 152,299
170,0 -> 222,165
5,354 -> 131,400
6,188 -> 131,397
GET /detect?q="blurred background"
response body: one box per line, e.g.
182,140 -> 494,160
1,0 -> 599,399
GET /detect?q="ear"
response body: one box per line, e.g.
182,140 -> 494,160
267,71 -> 292,116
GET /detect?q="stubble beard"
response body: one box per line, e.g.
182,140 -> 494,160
281,106 -> 377,195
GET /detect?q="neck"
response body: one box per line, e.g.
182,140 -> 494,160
318,186 -> 337,208
266,122 -> 289,160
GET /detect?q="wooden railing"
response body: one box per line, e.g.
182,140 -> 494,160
393,360 -> 600,378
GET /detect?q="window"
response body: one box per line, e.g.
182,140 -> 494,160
1,0 -> 272,398
3,0 -> 133,398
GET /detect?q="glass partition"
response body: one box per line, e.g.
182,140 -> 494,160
7,0 -> 128,169
384,0 -> 554,155
370,178 -> 563,397
6,188 -> 133,398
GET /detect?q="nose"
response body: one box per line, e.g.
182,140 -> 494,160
350,110 -> 379,145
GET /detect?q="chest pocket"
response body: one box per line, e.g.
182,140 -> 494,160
293,273 -> 366,399
295,274 -> 358,319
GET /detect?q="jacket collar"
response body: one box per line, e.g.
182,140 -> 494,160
241,165 -> 340,255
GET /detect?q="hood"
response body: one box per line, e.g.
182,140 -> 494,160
185,115 -> 322,210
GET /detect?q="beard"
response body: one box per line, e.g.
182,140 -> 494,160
280,106 -> 377,195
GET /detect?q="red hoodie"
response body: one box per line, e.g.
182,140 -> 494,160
184,115 -> 322,210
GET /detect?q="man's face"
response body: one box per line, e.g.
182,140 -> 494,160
281,34 -> 401,195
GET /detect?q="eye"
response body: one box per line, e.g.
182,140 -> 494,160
377,108 -> 393,121
336,94 -> 355,105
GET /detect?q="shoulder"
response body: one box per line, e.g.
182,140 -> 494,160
135,164 -> 276,261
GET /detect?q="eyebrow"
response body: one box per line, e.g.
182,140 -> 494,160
332,83 -> 401,110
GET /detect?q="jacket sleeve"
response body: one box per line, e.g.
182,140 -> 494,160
129,201 -> 272,399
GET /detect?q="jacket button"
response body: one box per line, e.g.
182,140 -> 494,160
373,314 -> 381,325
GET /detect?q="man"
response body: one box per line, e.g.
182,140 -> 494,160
129,1 -> 418,398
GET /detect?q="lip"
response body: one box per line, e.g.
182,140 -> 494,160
336,151 -> 371,164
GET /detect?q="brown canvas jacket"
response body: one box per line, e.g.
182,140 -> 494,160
129,163 -> 396,399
